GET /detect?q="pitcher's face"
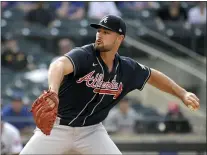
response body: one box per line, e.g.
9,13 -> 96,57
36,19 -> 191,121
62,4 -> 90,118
95,28 -> 120,52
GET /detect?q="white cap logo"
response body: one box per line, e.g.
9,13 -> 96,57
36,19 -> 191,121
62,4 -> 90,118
100,17 -> 108,23
119,28 -> 122,32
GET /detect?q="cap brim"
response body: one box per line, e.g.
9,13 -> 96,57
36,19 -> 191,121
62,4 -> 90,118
90,23 -> 113,31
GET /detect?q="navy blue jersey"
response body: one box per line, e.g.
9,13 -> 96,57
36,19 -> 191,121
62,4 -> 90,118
58,43 -> 151,127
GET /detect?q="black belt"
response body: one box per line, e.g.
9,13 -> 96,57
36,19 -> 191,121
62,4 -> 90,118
59,118 -> 71,126
58,118 -> 97,127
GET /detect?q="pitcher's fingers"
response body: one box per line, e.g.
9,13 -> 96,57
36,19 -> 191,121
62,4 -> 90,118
46,98 -> 52,103
48,100 -> 55,108
189,97 -> 199,108
186,99 -> 197,109
190,94 -> 199,102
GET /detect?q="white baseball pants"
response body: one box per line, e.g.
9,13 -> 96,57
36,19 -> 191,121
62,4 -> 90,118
20,117 -> 121,154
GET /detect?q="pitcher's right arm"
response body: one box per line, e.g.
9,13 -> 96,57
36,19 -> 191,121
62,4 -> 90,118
48,56 -> 73,94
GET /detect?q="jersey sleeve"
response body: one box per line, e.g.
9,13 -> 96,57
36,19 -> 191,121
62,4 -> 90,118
133,61 -> 151,90
64,48 -> 89,76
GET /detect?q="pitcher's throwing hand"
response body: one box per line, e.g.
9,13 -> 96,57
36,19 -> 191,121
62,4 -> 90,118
182,92 -> 200,111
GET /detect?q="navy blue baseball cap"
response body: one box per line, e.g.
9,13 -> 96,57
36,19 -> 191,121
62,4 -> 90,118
90,15 -> 126,36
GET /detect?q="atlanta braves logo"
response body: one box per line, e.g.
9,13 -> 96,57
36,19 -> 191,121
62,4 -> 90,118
76,71 -> 123,99
100,16 -> 108,23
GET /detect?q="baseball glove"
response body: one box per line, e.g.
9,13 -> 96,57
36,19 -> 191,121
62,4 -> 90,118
30,89 -> 59,135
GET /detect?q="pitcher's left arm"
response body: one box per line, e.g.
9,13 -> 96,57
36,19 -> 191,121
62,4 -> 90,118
147,68 -> 200,111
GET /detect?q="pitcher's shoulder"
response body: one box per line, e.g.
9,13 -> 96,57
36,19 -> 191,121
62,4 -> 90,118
67,43 -> 95,60
80,43 -> 95,54
119,56 -> 138,68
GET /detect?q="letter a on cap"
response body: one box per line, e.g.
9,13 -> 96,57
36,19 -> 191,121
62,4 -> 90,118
101,17 -> 108,23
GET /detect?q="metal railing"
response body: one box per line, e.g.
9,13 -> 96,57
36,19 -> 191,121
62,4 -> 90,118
124,35 -> 206,82
127,20 -> 206,64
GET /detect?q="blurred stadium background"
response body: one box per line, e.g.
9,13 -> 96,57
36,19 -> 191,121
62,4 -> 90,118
1,1 -> 206,155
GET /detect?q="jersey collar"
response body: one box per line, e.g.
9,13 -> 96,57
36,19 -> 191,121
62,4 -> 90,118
93,45 -> 120,76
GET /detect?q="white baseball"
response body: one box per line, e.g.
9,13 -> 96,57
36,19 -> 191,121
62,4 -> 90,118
188,105 -> 195,111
